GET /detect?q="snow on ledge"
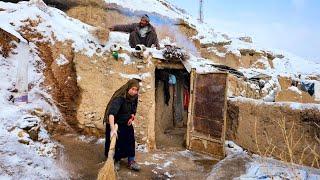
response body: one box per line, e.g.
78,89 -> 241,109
228,96 -> 320,111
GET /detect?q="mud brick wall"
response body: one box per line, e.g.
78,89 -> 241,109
226,98 -> 320,168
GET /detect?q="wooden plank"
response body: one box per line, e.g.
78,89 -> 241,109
189,137 -> 225,159
186,68 -> 196,148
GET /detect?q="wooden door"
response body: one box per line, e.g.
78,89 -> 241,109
186,69 -> 228,159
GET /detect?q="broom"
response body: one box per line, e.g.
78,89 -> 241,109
97,124 -> 118,180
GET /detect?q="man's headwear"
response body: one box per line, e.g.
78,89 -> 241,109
103,78 -> 141,123
141,14 -> 150,22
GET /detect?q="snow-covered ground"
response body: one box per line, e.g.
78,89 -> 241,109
207,141 -> 320,180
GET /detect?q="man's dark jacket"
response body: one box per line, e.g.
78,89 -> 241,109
113,23 -> 159,48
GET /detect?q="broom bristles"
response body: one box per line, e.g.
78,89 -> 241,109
97,124 -> 118,180
97,158 -> 116,180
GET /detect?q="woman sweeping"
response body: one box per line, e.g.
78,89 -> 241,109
103,78 -> 141,171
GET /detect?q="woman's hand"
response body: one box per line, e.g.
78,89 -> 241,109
109,115 -> 117,138
110,126 -> 118,138
127,114 -> 135,126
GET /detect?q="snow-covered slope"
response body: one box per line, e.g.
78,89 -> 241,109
0,37 -> 68,178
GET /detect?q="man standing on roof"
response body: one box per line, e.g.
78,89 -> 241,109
109,14 -> 160,49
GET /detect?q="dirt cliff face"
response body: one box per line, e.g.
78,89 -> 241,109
18,19 -> 80,134
226,99 -> 320,168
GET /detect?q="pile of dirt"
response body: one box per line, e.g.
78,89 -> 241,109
199,42 -> 279,71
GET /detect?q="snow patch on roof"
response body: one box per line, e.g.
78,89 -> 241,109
119,72 -> 151,79
229,96 -> 320,110
0,1 -> 99,57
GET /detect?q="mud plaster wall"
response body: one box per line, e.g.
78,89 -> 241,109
226,99 -> 320,168
74,53 -> 157,149
19,19 -> 80,133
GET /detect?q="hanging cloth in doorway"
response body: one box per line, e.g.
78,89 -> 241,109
168,74 -> 177,85
156,71 -> 170,105
183,88 -> 190,110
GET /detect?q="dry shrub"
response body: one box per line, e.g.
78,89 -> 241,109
0,28 -> 19,58
254,117 -> 320,168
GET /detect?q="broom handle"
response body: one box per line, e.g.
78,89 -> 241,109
107,124 -> 118,159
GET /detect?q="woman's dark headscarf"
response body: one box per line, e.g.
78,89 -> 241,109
103,78 -> 141,124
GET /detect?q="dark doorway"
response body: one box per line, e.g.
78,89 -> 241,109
155,68 -> 190,150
